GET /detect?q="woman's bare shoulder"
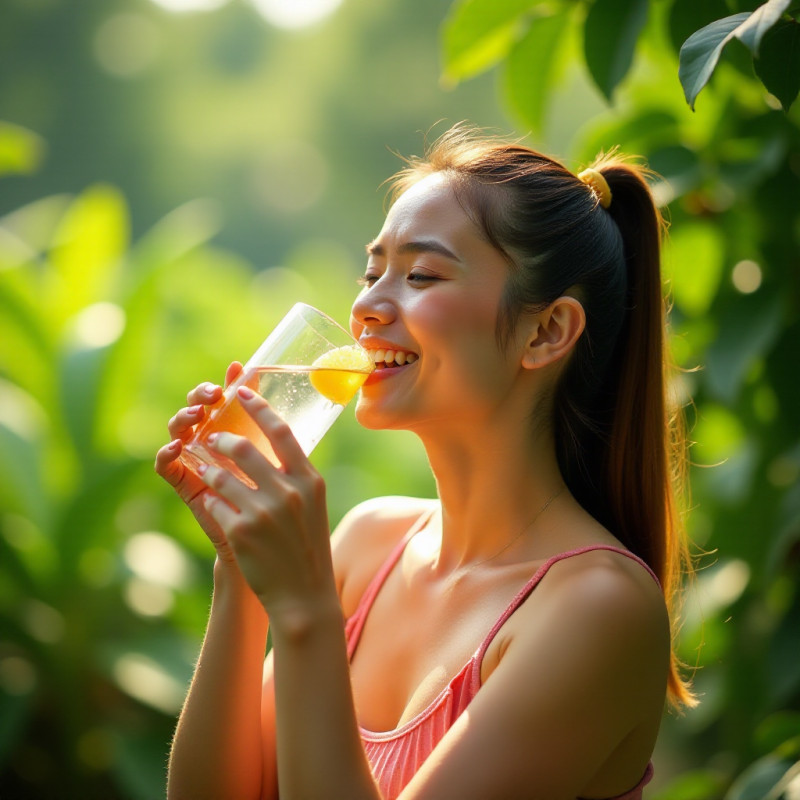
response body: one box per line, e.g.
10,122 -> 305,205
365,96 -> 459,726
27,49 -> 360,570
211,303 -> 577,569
331,495 -> 438,616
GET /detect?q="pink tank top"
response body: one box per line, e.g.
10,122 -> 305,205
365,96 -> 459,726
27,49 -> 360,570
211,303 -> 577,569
345,512 -> 659,800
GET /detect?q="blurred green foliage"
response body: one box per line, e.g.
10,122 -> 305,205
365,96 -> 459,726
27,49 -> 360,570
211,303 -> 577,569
0,0 -> 798,798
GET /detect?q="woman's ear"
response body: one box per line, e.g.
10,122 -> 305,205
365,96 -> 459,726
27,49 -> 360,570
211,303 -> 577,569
520,296 -> 586,370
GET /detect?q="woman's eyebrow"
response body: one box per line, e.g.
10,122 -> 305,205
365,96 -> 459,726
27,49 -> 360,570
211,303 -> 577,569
365,238 -> 461,261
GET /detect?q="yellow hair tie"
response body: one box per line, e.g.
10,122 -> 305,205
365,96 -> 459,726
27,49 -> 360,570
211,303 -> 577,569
578,168 -> 612,209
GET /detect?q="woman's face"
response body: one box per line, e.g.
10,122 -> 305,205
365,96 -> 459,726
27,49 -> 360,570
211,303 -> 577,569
350,173 -> 526,433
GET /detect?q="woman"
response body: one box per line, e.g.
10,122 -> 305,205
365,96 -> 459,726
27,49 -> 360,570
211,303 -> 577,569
156,125 -> 695,800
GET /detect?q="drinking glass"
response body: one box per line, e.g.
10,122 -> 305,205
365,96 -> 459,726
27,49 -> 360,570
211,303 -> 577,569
181,303 -> 373,486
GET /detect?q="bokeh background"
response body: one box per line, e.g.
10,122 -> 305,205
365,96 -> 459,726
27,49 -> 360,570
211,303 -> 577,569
1,0 -> 798,798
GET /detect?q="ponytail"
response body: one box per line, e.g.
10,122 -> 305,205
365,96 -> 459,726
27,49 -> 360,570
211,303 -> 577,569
595,158 -> 696,708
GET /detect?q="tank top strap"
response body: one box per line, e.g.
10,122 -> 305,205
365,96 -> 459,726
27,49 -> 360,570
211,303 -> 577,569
469,545 -> 661,691
345,506 -> 437,660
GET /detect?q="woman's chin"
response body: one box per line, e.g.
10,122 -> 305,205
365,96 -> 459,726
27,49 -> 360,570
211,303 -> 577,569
354,401 -> 407,432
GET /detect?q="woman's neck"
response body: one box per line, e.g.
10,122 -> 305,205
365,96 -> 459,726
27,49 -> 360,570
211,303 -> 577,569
418,413 -> 566,573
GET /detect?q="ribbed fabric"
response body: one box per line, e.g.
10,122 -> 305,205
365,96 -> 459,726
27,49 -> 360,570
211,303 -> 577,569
345,512 -> 659,800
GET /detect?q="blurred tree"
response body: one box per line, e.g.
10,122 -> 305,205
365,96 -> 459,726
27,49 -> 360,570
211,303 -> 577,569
439,0 -> 800,797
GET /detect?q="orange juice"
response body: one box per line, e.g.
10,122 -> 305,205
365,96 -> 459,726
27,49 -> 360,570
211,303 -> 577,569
182,364 -> 371,486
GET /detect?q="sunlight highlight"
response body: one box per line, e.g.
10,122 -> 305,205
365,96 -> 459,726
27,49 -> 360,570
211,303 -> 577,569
124,531 -> 193,589
250,0 -> 343,29
70,302 -> 126,349
149,0 -> 229,12
113,653 -> 184,714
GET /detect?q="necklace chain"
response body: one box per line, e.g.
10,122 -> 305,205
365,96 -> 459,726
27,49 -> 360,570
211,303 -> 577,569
451,486 -> 564,578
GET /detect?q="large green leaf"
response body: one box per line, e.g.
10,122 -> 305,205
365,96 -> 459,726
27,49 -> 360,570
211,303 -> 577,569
679,1 -> 793,109
679,12 -> 751,109
503,9 -> 571,133
733,0 -> 793,56
583,0 -> 649,101
441,0 -> 535,84
47,185 -> 129,324
754,18 -> 800,110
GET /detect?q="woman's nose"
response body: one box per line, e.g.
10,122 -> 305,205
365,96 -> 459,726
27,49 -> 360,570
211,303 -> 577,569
350,284 -> 397,331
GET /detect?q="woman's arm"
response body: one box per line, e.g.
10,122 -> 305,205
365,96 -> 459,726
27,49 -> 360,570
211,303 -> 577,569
156,365 -> 280,800
167,562 -> 273,800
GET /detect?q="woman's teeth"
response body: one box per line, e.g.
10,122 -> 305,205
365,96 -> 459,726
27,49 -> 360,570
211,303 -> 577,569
371,349 -> 418,369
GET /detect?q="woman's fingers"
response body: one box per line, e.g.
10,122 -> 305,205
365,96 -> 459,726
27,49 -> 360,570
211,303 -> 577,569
155,439 -> 185,487
201,490 -> 240,535
237,387 -> 308,475
187,381 -> 222,407
224,361 -> 243,388
167,404 -> 206,441
207,431 -> 276,489
198,459 -> 253,517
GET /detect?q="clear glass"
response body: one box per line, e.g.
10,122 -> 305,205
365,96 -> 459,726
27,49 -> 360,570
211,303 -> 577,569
181,303 -> 372,486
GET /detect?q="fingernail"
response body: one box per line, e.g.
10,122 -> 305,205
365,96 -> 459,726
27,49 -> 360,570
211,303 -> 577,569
203,383 -> 217,395
188,405 -> 202,415
168,439 -> 181,451
238,386 -> 255,400
207,432 -> 218,445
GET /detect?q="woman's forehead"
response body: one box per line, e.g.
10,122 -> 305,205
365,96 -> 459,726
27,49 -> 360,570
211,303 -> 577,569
379,173 -> 474,241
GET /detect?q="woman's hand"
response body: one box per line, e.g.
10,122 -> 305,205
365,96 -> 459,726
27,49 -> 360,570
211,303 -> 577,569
197,385 -> 337,622
154,361 -> 243,564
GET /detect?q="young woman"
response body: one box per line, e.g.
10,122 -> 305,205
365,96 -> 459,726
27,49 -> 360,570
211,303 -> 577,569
156,125 -> 695,800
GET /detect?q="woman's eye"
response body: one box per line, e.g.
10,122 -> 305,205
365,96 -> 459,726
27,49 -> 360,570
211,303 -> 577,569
408,272 -> 438,283
357,273 -> 379,287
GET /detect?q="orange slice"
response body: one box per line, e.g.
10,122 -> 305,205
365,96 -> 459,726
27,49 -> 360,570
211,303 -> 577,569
309,345 -> 374,405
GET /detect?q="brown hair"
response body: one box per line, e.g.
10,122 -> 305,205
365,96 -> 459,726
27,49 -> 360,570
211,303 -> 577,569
390,125 -> 696,708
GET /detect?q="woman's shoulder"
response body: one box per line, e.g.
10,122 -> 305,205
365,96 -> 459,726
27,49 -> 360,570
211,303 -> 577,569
331,495 -> 438,616
497,541 -> 671,697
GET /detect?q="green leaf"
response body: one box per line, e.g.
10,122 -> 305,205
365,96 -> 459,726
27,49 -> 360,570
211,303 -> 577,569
48,184 -> 130,321
704,290 -> 782,403
663,221 -> 725,316
0,122 -> 46,178
503,9 -> 571,133
650,768 -> 727,800
0,422 -> 47,530
679,2 -> 793,108
679,12 -> 751,109
754,18 -> 800,110
0,195 -> 72,259
669,0 -> 731,55
441,0 -> 535,84
583,0 -> 649,100
725,754 -> 797,800
734,0 -> 792,56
